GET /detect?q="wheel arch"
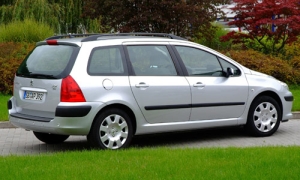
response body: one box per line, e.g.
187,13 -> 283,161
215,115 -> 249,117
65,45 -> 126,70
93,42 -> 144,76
250,90 -> 283,118
89,103 -> 137,135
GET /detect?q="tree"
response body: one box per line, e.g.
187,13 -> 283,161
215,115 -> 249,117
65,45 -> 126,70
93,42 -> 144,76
0,0 -> 90,34
82,0 -> 221,38
221,0 -> 300,54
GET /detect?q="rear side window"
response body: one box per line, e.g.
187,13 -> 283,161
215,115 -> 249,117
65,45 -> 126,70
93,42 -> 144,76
16,45 -> 79,79
87,46 -> 127,75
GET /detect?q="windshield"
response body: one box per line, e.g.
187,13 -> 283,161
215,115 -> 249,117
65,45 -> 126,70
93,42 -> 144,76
16,45 -> 79,79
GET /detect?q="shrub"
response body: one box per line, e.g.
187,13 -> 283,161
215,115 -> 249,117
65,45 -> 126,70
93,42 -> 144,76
239,36 -> 300,59
193,22 -> 232,51
222,49 -> 296,84
288,57 -> 300,84
0,42 -> 35,94
243,38 -> 274,55
277,39 -> 300,61
0,19 -> 54,43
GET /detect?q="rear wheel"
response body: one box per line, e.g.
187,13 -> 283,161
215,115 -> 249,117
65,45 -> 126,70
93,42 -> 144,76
246,96 -> 281,137
33,132 -> 69,144
87,108 -> 133,150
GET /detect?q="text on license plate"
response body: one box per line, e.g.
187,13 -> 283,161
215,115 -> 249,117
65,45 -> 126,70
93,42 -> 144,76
24,91 -> 44,101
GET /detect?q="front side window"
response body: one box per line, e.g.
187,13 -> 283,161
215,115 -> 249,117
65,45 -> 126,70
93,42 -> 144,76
218,57 -> 241,76
127,45 -> 177,76
88,46 -> 125,75
175,46 -> 223,76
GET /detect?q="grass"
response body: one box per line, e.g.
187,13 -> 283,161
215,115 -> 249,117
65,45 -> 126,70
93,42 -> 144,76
0,18 -> 54,43
0,94 -> 10,121
0,147 -> 300,179
0,85 -> 299,121
290,85 -> 300,111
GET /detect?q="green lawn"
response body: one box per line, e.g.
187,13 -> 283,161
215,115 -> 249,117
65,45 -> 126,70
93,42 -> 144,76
0,147 -> 300,179
0,94 -> 10,121
290,85 -> 300,112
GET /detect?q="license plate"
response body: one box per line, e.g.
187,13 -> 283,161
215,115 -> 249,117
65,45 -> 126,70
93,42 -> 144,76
24,91 -> 44,101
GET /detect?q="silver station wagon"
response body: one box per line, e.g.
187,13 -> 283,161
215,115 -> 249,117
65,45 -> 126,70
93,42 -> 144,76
8,33 -> 293,149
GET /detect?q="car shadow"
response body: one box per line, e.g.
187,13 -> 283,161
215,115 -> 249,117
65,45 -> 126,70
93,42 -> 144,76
25,127 -> 249,154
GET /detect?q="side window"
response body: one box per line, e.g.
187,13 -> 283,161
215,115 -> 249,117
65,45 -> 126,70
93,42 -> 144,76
127,45 -> 177,76
218,57 -> 241,76
175,46 -> 223,76
87,46 -> 125,75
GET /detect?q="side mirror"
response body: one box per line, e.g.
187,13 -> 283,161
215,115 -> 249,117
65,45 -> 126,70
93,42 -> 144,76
225,67 -> 234,78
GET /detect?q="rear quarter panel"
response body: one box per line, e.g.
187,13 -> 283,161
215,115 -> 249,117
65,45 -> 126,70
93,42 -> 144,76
69,41 -> 147,133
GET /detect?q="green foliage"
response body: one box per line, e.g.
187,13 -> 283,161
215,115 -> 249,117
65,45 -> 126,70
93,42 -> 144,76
222,49 -> 298,84
0,19 -> 54,42
278,39 -> 300,61
234,34 -> 300,59
193,22 -> 232,51
244,37 -> 286,55
0,42 -> 35,94
0,0 -> 104,34
84,16 -> 108,33
0,0 -> 60,31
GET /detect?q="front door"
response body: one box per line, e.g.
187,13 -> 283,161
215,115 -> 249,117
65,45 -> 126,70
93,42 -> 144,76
173,45 -> 248,121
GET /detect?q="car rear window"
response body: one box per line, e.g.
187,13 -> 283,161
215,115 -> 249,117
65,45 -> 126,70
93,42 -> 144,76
16,45 -> 79,79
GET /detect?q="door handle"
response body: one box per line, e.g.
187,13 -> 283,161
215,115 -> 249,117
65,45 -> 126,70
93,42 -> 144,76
193,82 -> 205,88
135,82 -> 149,88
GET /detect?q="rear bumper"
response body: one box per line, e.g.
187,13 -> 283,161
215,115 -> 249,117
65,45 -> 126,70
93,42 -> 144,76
8,97 -> 104,135
9,115 -> 92,135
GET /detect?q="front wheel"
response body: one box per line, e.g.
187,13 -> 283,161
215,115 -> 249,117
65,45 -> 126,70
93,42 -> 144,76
246,96 -> 281,137
33,132 -> 69,144
87,108 -> 133,150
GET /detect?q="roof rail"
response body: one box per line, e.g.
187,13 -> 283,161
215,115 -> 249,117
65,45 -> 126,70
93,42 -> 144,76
45,33 -> 188,41
81,33 -> 188,42
46,34 -> 101,40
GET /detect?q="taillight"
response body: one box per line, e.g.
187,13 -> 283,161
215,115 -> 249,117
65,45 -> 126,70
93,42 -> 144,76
46,40 -> 58,45
61,75 -> 86,102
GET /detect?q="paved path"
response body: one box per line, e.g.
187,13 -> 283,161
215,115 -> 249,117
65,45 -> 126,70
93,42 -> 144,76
1,120 -> 300,156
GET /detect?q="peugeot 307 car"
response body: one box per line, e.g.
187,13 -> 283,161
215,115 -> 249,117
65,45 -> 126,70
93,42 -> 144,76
7,33 -> 293,149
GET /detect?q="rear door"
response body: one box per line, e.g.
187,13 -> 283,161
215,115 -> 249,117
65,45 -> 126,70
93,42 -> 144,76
13,44 -> 79,119
124,42 -> 191,124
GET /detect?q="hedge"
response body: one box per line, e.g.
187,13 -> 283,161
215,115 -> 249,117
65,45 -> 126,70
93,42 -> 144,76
0,42 -> 35,94
222,49 -> 299,85
0,43 -> 299,95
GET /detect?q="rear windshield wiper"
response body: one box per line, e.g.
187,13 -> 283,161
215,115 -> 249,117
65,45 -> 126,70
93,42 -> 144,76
29,73 -> 57,79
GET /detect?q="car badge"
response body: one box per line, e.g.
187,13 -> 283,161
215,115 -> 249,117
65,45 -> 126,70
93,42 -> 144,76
30,79 -> 33,87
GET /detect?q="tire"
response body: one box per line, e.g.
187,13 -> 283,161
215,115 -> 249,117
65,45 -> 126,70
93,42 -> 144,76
87,108 -> 133,150
33,132 -> 69,144
246,96 -> 281,137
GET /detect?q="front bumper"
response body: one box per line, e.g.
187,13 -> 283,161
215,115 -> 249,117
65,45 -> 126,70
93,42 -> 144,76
281,95 -> 293,122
